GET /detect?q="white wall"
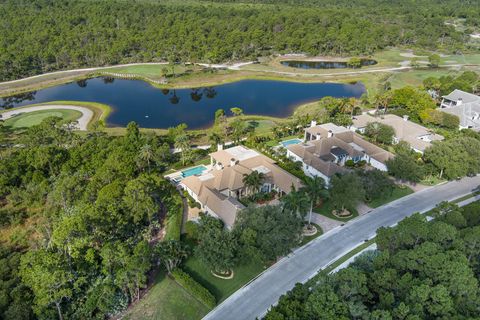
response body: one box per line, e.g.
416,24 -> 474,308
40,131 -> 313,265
286,150 -> 331,185
369,157 -> 388,171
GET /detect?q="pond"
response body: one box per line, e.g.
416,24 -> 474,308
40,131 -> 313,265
281,59 -> 377,69
0,78 -> 365,129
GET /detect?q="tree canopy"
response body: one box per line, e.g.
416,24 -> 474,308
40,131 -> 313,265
266,201 -> 480,319
0,0 -> 477,81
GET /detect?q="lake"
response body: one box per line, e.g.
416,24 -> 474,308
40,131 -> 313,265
0,78 -> 365,129
281,59 -> 377,69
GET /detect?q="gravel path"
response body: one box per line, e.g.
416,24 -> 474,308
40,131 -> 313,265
0,105 -> 93,130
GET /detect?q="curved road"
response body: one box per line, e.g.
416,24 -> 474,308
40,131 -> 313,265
203,176 -> 480,320
1,105 -> 93,130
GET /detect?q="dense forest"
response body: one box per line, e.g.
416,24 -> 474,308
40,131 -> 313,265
0,119 -> 186,319
1,0 -> 479,81
265,201 -> 480,319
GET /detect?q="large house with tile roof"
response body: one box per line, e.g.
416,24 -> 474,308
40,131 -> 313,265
286,123 -> 393,184
350,114 -> 444,153
179,146 -> 302,228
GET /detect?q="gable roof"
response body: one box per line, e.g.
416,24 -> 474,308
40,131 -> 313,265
287,125 -> 393,178
442,89 -> 480,104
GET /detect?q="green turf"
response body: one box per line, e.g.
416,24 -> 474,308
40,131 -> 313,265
367,185 -> 414,208
183,256 -> 266,303
4,109 -> 82,128
314,200 -> 359,221
102,64 -> 190,80
122,271 -> 210,320
388,68 -> 459,89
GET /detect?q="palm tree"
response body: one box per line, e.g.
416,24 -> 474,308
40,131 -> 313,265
208,131 -> 223,150
301,176 -> 328,227
374,91 -> 393,114
242,171 -> 265,196
139,144 -> 153,171
281,188 -> 310,219
174,134 -> 192,166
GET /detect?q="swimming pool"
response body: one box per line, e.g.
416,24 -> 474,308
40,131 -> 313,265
280,138 -> 302,147
182,165 -> 207,178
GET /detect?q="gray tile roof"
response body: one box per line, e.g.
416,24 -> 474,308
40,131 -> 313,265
442,89 -> 480,104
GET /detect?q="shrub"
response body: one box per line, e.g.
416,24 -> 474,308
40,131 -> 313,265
171,269 -> 216,308
345,159 -> 355,167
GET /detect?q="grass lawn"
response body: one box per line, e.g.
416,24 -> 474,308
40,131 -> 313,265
247,119 -> 276,135
4,109 -> 82,128
300,223 -> 324,245
183,255 -> 266,303
388,68 -> 459,89
420,175 -> 447,186
101,64 -> 192,80
367,185 -> 414,208
314,200 -> 359,221
122,271 -> 210,320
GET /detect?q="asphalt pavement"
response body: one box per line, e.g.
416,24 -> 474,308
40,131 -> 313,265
203,176 -> 480,320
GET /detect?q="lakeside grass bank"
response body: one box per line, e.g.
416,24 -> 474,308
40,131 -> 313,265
2,49 -> 478,98
0,100 -> 112,130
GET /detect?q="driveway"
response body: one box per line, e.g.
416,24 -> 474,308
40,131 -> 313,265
203,176 -> 480,320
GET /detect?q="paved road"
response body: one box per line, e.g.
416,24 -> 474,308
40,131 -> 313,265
203,176 -> 480,320
0,104 -> 93,130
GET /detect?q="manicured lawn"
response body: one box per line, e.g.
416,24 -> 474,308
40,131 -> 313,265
367,185 -> 414,208
123,271 -> 210,320
388,68 -> 457,89
314,200 -> 359,221
247,119 -> 276,135
4,109 -> 82,128
420,175 -> 447,186
183,256 -> 266,303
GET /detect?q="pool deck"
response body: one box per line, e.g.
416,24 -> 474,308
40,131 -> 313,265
165,164 -> 212,183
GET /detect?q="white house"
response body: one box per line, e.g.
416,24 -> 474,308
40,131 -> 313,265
286,123 -> 393,185
440,89 -> 480,131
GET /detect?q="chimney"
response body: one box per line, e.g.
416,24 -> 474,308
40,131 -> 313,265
316,133 -> 321,140
230,158 -> 237,167
217,143 -> 223,151
403,115 -> 409,122
311,120 -> 317,127
327,130 -> 333,138
457,98 -> 463,106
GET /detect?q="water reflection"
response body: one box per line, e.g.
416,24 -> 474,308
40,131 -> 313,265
0,78 -> 365,129
1,91 -> 36,109
281,59 -> 377,69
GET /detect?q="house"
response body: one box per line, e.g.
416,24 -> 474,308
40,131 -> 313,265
179,145 -> 302,228
440,89 -> 480,131
350,114 -> 444,153
286,123 -> 393,184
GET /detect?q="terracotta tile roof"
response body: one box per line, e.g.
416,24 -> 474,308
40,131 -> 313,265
180,146 -> 302,227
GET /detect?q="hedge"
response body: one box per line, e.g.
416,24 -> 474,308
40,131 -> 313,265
171,268 -> 216,309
